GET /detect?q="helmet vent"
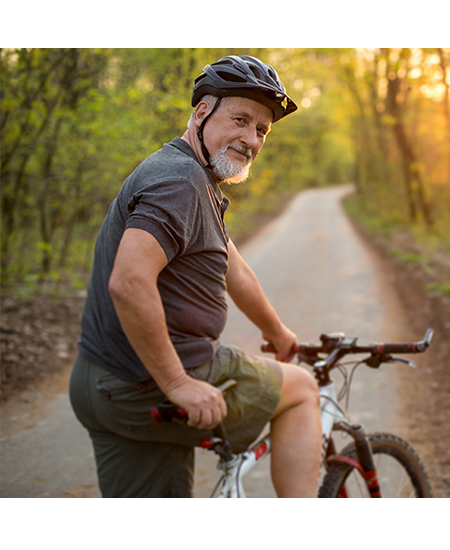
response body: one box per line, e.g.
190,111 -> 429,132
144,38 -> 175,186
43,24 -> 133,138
268,68 -> 278,81
248,65 -> 262,79
216,70 -> 247,83
213,58 -> 233,66
194,73 -> 208,84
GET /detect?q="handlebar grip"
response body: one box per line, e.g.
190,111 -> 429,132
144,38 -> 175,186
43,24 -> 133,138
368,329 -> 434,355
151,404 -> 188,424
261,343 -> 277,353
261,342 -> 302,356
375,329 -> 433,354
261,342 -> 322,355
375,343 -> 418,354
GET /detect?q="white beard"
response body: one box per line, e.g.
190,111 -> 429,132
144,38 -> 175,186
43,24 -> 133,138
210,144 -> 252,184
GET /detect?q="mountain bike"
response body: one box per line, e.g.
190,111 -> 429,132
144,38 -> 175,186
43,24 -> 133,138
153,329 -> 434,498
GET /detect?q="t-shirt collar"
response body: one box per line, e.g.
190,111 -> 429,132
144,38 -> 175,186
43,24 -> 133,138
168,137 -> 200,164
168,137 -> 227,205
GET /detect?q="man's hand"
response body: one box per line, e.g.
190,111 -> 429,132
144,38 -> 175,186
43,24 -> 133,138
262,323 -> 298,363
165,376 -> 228,430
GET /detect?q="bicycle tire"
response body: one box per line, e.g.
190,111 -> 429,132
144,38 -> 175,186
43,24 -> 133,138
318,432 -> 432,498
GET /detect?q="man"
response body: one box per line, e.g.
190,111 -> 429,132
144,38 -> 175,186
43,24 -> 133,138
69,55 -> 322,497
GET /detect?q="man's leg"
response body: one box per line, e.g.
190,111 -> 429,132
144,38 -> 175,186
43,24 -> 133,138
69,352 -> 195,498
89,429 -> 194,498
269,363 -> 322,497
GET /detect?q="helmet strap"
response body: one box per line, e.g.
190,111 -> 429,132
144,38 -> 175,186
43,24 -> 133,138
196,97 -> 222,169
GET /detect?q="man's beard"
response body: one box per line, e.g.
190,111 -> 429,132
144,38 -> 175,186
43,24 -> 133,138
210,144 -> 252,184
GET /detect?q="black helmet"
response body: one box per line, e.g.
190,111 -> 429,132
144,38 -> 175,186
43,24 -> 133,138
192,55 -> 297,122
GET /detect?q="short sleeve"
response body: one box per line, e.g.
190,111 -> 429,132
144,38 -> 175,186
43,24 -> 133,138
126,179 -> 200,262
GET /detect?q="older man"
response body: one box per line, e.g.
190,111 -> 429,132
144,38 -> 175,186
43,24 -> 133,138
70,55 -> 322,497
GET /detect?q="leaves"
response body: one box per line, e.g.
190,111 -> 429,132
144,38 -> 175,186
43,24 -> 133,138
1,48 -> 449,295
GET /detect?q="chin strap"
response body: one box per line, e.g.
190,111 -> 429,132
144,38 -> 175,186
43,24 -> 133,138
196,97 -> 223,169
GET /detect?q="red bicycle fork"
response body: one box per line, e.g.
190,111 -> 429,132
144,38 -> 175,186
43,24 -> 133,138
327,422 -> 381,498
327,454 -> 381,497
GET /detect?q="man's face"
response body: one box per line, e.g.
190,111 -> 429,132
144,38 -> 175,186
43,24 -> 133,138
201,96 -> 272,184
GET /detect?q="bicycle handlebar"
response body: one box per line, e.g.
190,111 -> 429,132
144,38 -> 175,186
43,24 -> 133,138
261,329 -> 434,358
366,328 -> 434,354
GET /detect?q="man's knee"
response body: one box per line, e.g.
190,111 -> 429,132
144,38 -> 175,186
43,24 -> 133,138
274,364 -> 320,416
292,367 -> 320,406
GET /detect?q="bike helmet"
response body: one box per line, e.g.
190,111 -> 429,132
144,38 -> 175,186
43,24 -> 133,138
192,55 -> 297,123
192,55 -> 297,169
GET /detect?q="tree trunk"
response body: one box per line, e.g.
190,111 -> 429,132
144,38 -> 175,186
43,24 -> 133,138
437,48 -> 450,188
39,117 -> 64,277
384,51 -> 433,227
343,66 -> 372,192
58,162 -> 84,269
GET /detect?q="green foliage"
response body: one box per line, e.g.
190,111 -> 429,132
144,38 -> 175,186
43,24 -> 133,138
344,194 -> 406,238
338,48 -> 450,245
1,48 -> 349,295
387,249 -> 429,264
425,282 -> 450,296
3,48 -> 447,297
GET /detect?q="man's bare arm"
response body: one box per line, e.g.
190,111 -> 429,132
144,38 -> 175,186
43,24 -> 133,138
226,239 -> 297,361
108,228 -> 226,429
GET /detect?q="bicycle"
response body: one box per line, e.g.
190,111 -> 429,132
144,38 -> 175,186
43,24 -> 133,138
152,328 -> 434,498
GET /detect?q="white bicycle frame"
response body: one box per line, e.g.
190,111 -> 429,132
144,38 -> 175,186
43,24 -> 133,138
213,379 -> 344,498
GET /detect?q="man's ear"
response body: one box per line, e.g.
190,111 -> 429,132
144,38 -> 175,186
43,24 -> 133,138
192,101 -> 211,128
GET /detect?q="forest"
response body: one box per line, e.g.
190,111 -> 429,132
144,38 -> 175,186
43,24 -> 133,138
1,48 -> 449,296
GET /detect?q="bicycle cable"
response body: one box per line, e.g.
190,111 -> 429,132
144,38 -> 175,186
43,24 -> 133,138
335,362 -> 349,401
320,393 -> 351,422
343,361 -> 364,411
210,474 -> 226,498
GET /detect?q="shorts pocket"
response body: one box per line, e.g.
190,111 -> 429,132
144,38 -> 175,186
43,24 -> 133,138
94,372 -> 164,436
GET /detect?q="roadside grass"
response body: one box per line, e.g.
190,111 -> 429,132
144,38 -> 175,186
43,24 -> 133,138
344,191 -> 450,298
387,249 -> 429,264
425,282 -> 450,296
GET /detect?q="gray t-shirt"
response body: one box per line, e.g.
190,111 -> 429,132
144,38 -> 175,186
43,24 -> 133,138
78,138 -> 230,382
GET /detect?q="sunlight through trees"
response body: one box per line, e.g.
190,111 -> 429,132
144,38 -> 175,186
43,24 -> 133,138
1,48 -> 449,293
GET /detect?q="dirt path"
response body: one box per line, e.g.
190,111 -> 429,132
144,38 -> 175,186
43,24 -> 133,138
348,217 -> 450,498
1,185 -> 449,497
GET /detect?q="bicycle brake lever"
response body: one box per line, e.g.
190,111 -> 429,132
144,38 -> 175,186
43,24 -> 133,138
218,379 -> 237,393
388,356 -> 417,368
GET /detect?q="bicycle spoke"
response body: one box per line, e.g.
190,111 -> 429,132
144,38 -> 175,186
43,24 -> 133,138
354,471 -> 367,497
378,455 -> 409,497
377,452 -> 420,497
395,468 -> 415,497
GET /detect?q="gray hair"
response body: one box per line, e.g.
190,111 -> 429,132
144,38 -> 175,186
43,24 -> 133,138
187,94 -> 231,128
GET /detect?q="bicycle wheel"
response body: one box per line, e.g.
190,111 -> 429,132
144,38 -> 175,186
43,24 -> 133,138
318,432 -> 432,498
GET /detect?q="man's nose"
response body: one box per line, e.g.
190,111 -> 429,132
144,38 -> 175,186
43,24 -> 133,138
239,125 -> 258,150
